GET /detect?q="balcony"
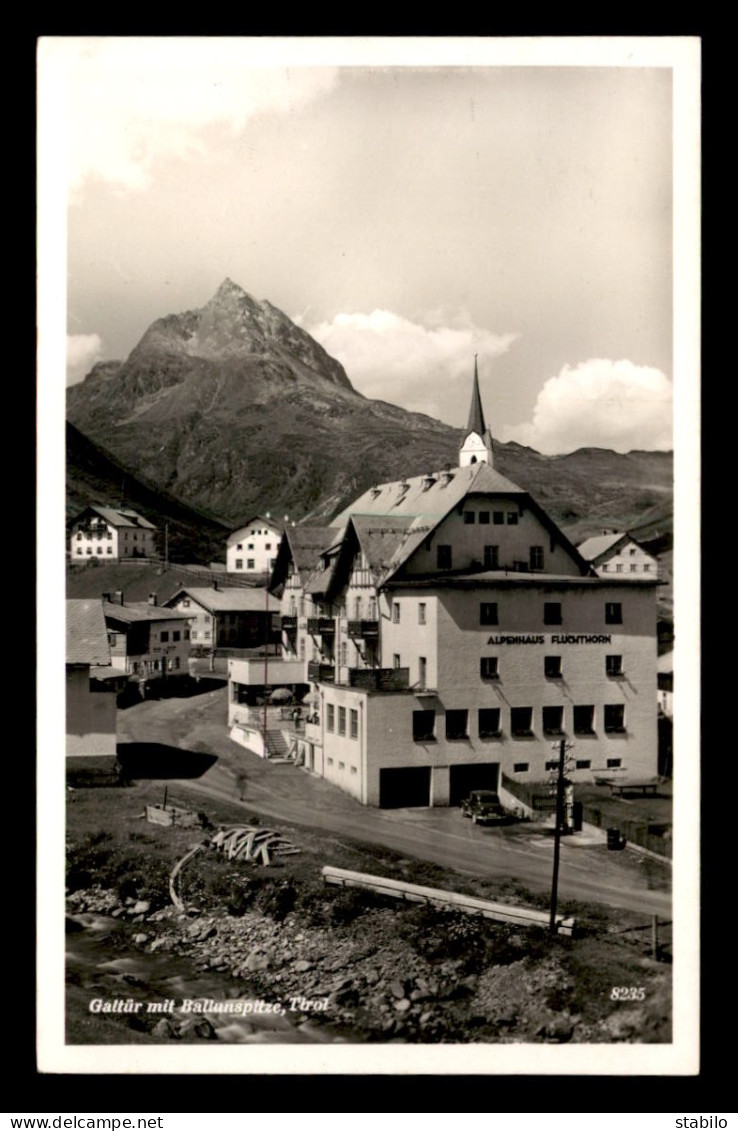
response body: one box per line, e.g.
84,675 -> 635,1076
307,661 -> 335,683
281,615 -> 298,631
307,617 -> 335,636
347,619 -> 379,639
348,667 -> 410,692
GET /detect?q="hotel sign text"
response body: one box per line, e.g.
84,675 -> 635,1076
486,634 -> 613,645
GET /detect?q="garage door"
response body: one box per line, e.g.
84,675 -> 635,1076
379,766 -> 431,808
449,762 -> 500,806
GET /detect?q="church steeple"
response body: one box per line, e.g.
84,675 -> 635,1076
459,356 -> 494,467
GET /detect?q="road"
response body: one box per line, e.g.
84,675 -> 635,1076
117,687 -> 672,918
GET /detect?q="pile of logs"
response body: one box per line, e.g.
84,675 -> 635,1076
208,826 -> 301,867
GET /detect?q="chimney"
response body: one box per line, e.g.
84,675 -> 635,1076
148,593 -> 158,606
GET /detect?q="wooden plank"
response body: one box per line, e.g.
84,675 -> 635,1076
321,866 -> 574,934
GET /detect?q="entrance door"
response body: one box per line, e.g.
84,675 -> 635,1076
379,766 -> 431,808
449,762 -> 500,806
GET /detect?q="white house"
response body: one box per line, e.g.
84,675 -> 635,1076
239,365 -> 660,808
69,506 -> 157,562
225,515 -> 283,576
576,531 -> 659,579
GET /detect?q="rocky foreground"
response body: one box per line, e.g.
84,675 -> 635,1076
66,881 -> 671,1045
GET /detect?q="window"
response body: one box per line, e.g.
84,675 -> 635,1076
643,563 -> 651,572
545,760 -> 559,772
107,531 -> 112,539
248,543 -> 254,550
392,602 -> 401,624
247,559 -> 255,569
479,511 -> 490,525
338,707 -> 346,736
237,543 -> 242,550
235,559 -> 243,570
629,547 -> 637,556
203,630 -> 211,639
463,511 -> 475,524
630,564 -> 637,573
76,533 -> 82,541
184,629 -> 190,640
106,547 -> 113,554
480,602 -> 498,625
483,545 -> 499,569
513,763 -> 529,773
615,564 -> 623,573
327,704 -> 335,732
413,710 -> 436,741
338,762 -> 345,771
418,603 -> 426,624
350,709 -> 358,739
96,546 -> 102,554
493,511 -> 505,525
108,634 -> 117,647
351,766 -> 357,775
266,543 -> 271,550
573,705 -> 595,735
299,639 -> 306,660
606,654 -> 623,677
604,704 -> 626,733
76,549 -> 83,555
575,760 -> 591,770
446,710 -> 468,740
529,546 -> 544,571
172,657 -> 180,670
511,707 -> 533,737
437,545 -> 452,569
543,602 -> 562,625
393,654 -> 401,670
340,642 -> 347,666
327,757 -> 334,766
606,758 -> 622,769
480,656 -> 499,680
507,512 -> 518,525
160,631 -> 169,642
602,564 -> 609,572
605,602 -> 623,624
182,599 -> 190,608
478,708 -> 501,738
172,631 -> 181,642
544,655 -> 562,678
542,706 -> 564,735
418,656 -> 427,689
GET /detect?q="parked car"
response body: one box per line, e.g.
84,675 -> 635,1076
460,790 -> 508,825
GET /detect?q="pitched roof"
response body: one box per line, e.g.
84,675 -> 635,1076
332,460 -> 524,526
74,506 -> 157,530
165,587 -> 281,613
466,357 -> 487,435
227,515 -> 284,540
576,532 -> 626,560
102,601 -> 193,625
351,516 -> 414,575
67,599 -> 111,665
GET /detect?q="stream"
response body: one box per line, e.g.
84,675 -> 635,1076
66,912 -> 336,1044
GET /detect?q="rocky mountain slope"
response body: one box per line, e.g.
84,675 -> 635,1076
67,279 -> 673,539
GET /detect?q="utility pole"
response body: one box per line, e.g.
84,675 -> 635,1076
164,522 -> 169,569
549,737 -> 573,934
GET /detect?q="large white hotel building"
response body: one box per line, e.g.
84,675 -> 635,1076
228,365 -> 659,808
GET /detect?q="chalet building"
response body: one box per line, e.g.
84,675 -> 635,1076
66,599 -> 125,761
226,516 -> 283,575
102,593 -> 193,693
229,363 -> 660,808
69,506 -> 157,561
164,585 -> 281,650
576,530 -> 658,578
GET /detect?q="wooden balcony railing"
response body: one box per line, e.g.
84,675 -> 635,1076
347,619 -> 379,638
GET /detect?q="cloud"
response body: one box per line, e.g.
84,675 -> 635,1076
306,309 -> 518,423
500,358 -> 673,454
54,39 -> 339,194
67,333 -> 103,385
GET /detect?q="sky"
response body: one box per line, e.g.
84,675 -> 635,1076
40,37 -> 699,454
